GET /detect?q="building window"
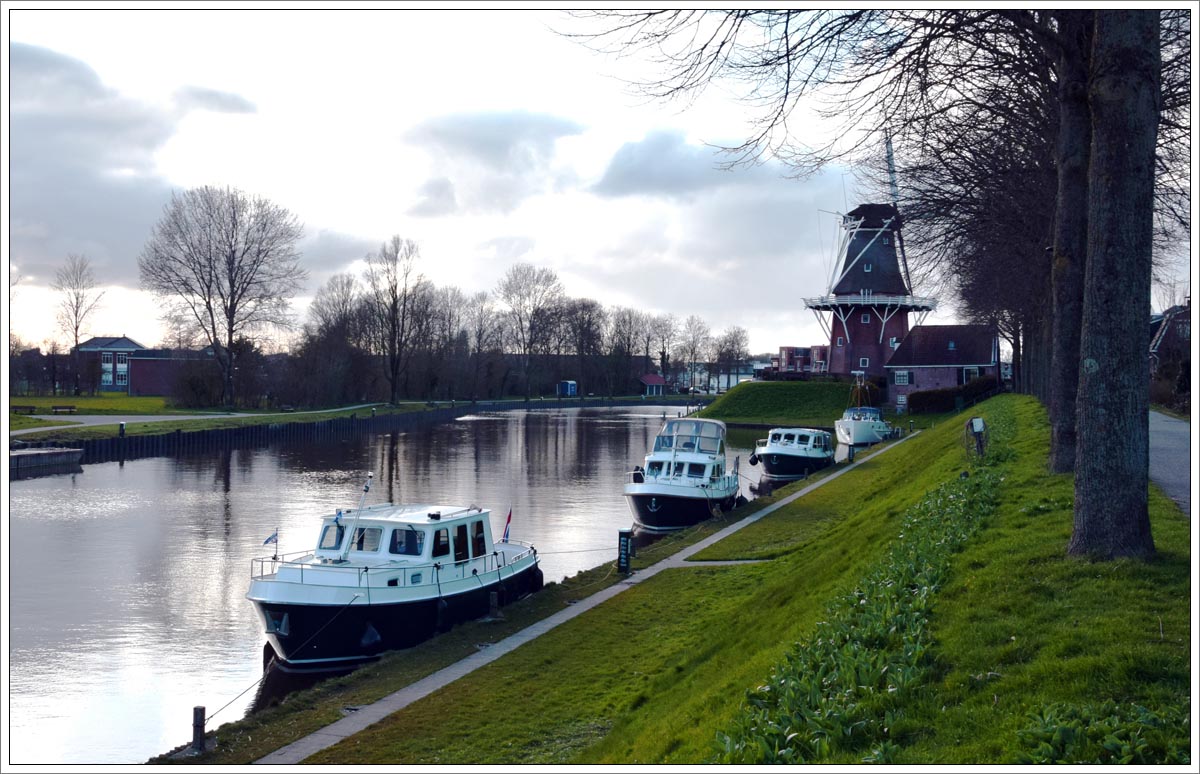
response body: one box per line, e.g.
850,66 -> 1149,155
116,372 -> 128,385
964,367 -> 980,382
859,357 -> 870,368
896,393 -> 907,406
101,373 -> 113,385
101,353 -> 113,365
889,336 -> 899,349
895,371 -> 909,385
861,313 -> 871,324
836,337 -> 844,347
864,263 -> 873,272
882,237 -> 890,245
116,353 -> 127,366
948,340 -> 956,350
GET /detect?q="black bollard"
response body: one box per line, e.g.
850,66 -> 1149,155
192,706 -> 205,753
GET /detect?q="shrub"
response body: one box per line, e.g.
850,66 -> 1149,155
908,377 -> 999,414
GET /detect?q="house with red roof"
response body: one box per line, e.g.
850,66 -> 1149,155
884,324 -> 1000,412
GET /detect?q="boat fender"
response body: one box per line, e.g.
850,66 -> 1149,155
530,566 -> 544,593
748,454 -> 758,466
435,598 -> 451,632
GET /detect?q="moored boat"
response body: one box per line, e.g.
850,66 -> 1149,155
624,417 -> 741,533
246,474 -> 543,671
834,371 -> 897,446
749,428 -> 835,480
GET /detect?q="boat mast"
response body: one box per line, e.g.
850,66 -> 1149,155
339,472 -> 373,562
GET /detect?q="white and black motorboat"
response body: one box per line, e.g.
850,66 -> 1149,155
624,417 -> 741,533
834,371 -> 897,446
246,474 -> 543,671
749,428 -> 835,480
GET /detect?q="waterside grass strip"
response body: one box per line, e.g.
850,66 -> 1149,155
255,432 -> 923,764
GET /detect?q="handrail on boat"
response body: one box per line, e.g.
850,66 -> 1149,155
250,542 -> 536,588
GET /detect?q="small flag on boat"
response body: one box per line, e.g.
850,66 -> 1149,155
334,509 -> 343,525
263,531 -> 278,546
502,508 -> 512,542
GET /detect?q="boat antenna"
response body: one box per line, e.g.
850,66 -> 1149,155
339,472 -> 373,562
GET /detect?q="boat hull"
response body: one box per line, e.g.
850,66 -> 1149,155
624,483 -> 739,533
251,561 -> 543,669
835,419 -> 892,446
758,451 -> 834,480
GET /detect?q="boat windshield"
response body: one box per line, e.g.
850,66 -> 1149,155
844,407 -> 882,421
653,419 -> 724,454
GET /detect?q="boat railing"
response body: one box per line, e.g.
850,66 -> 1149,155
250,542 -> 536,588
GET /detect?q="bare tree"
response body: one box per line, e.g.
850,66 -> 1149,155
52,254 -> 105,394
1069,10 -> 1160,560
362,236 -> 428,405
464,291 -> 505,399
680,314 -> 711,390
497,263 -> 564,397
139,186 -> 306,407
654,313 -> 679,384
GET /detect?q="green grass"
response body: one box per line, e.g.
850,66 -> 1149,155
156,394 -> 1190,766
697,380 -> 853,426
7,393 -> 208,415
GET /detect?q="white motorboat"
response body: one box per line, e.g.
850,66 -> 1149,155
834,371 -> 897,446
247,474 -> 543,671
749,428 -> 835,480
624,417 -> 741,533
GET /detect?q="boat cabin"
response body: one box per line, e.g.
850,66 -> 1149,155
651,419 -> 726,455
312,504 -> 496,569
842,406 -> 883,422
759,429 -> 832,452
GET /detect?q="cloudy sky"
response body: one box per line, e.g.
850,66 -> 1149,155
5,5 -> 950,355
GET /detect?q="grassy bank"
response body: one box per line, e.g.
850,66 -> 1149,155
159,394 -> 1191,765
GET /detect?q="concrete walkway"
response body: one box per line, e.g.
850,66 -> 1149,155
1148,410 -> 1191,515
254,432 -> 920,764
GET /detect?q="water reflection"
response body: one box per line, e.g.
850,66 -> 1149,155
7,406 -> 754,765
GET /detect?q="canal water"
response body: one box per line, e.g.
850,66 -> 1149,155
7,406 -> 758,765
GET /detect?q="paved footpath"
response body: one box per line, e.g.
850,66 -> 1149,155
255,432 -> 920,764
1148,410 -> 1191,515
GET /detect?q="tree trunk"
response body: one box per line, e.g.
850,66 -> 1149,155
1068,10 -> 1159,560
1047,10 -> 1093,473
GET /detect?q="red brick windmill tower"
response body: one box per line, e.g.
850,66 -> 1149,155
804,200 -> 936,379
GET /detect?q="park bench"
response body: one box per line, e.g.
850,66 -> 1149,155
11,405 -> 37,414
51,405 -> 77,414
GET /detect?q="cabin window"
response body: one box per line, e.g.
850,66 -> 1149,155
864,263 -> 873,272
895,371 -> 909,385
453,524 -> 469,562
432,528 -> 450,558
673,462 -> 686,477
697,436 -> 720,454
861,313 -> 871,324
859,357 -> 870,368
351,527 -> 382,552
389,528 -> 425,556
318,524 -> 344,550
688,463 -> 706,478
770,433 -> 781,442
797,434 -> 810,445
471,520 -> 487,557
836,337 -> 844,347
783,433 -> 795,443
647,461 -> 663,476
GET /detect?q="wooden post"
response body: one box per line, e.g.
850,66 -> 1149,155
191,706 -> 205,753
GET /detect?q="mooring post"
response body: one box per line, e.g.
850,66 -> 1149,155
489,591 -> 500,618
192,706 -> 205,754
119,421 -> 126,438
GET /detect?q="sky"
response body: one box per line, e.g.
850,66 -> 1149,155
3,4 -> 1035,357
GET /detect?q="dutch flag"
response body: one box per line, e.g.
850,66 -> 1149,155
502,508 -> 512,542
263,530 -> 278,546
